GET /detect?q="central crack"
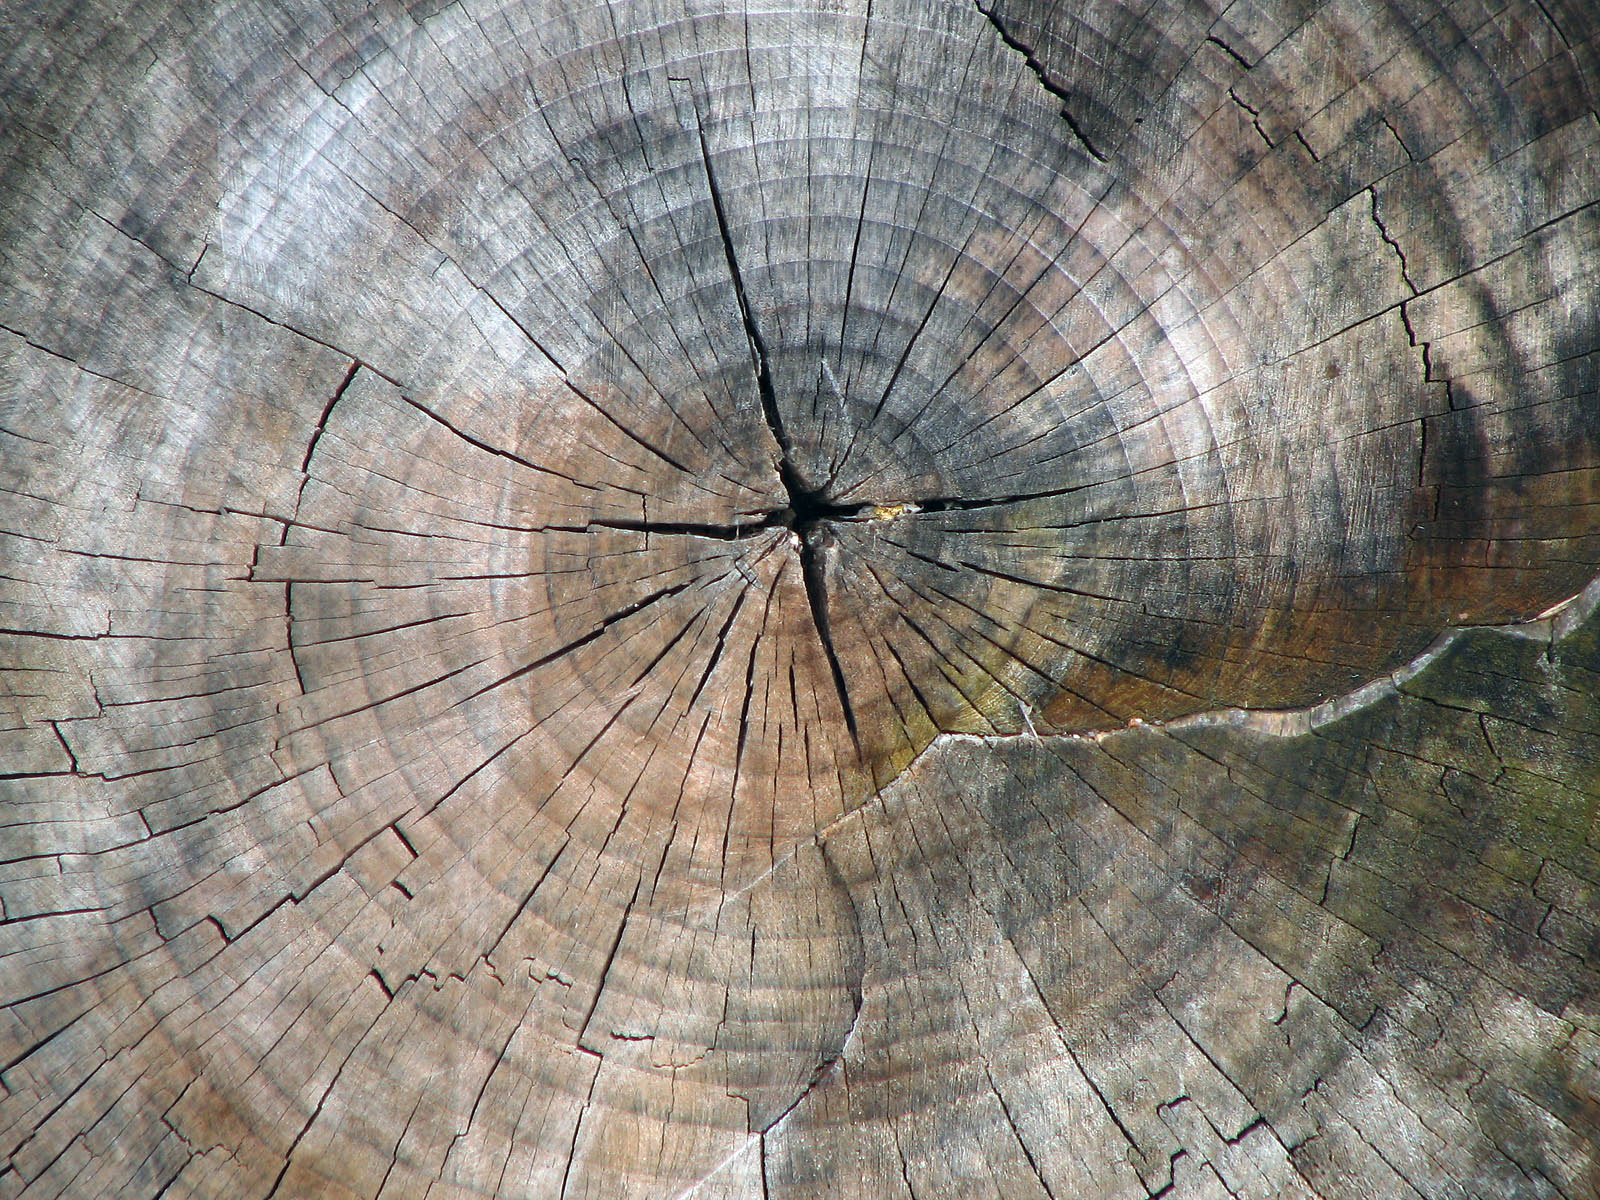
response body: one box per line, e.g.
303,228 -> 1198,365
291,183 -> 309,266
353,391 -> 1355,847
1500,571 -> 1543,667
698,127 -> 863,749
691,125 -> 1112,760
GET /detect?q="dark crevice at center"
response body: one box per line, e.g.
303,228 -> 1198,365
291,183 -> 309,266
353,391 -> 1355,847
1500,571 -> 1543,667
781,488 -> 865,528
697,124 -> 862,749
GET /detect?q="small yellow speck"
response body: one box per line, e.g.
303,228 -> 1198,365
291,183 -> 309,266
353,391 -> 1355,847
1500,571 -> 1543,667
867,502 -> 919,521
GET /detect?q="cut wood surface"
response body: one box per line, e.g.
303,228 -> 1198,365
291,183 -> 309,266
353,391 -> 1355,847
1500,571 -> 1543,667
2,0 -> 1599,1195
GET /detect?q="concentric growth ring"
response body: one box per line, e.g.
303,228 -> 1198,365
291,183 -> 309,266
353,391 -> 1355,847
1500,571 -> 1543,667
3,0 -> 1598,1196
244,2 -> 1594,892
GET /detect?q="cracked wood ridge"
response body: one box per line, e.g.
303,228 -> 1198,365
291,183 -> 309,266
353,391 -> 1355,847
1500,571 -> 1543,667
2,0 -> 1600,1198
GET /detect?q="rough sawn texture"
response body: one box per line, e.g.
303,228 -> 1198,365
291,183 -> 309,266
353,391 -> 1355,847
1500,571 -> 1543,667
2,0 -> 1599,1196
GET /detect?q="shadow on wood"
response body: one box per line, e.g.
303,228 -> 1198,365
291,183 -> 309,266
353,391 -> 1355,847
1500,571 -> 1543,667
2,0 -> 1598,1196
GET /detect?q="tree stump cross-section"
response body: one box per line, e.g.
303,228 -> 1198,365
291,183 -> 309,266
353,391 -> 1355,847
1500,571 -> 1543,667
2,0 -> 1599,1197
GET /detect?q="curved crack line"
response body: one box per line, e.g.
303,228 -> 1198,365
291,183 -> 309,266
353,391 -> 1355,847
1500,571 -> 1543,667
932,570 -> 1600,748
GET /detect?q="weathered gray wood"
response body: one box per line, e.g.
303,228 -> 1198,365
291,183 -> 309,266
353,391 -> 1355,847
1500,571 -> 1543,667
2,0 -> 1599,1196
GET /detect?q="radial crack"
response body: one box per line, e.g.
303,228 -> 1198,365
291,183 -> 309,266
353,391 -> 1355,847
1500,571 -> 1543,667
696,127 -> 796,478
973,0 -> 1106,162
1372,189 -> 1458,416
696,122 -> 863,751
909,478 -> 1092,513
800,528 -> 861,748
577,878 -> 642,1049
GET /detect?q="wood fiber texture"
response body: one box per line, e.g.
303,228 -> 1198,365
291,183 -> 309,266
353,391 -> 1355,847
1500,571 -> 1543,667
2,0 -> 1599,1196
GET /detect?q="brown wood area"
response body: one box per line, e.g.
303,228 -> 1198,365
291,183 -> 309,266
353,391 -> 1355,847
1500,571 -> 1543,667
3,0 -> 1600,1195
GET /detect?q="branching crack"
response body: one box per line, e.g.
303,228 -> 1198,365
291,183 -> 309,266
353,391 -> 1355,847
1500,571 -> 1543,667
696,121 -> 862,748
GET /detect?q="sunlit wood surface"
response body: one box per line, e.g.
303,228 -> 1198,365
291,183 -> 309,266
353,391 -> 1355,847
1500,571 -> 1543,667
3,0 -> 1599,1195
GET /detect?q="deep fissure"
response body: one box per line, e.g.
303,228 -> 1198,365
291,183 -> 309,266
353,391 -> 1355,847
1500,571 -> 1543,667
698,126 -> 863,747
687,121 -> 1118,752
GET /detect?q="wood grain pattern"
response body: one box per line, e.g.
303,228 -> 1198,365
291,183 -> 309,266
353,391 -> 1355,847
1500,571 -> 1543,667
2,0 -> 1598,1195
